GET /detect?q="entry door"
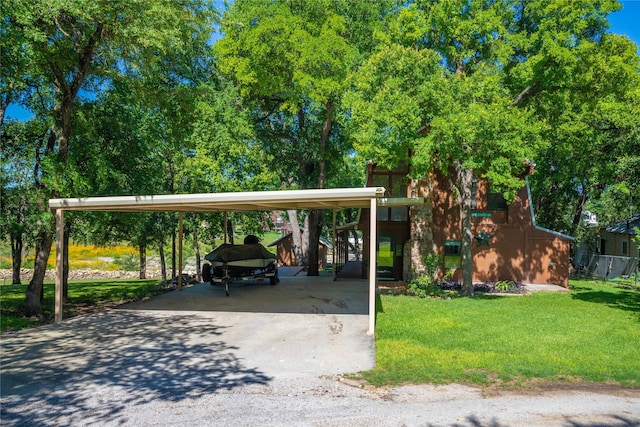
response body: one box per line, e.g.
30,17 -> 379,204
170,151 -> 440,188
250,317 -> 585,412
377,234 -> 395,279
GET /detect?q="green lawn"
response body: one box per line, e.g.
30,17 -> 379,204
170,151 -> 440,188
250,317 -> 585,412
365,278 -> 640,388
0,279 -> 165,333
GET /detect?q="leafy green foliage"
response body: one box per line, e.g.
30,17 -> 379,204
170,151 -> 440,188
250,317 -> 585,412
408,253 -> 447,298
512,4 -> 640,235
494,280 -> 516,292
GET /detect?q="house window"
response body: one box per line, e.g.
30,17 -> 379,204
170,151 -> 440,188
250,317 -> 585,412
444,240 -> 461,269
622,241 -> 628,255
390,207 -> 408,221
470,178 -> 478,209
391,174 -> 406,198
487,191 -> 508,210
372,162 -> 409,222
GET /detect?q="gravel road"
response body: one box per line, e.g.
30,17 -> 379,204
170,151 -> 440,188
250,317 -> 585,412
2,374 -> 639,426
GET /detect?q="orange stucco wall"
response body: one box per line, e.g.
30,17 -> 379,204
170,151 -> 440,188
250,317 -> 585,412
431,173 -> 571,287
359,165 -> 572,287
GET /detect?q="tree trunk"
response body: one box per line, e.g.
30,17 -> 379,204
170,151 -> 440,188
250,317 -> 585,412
226,217 -> 234,244
23,22 -> 102,318
306,209 -> 324,276
455,162 -> 474,296
139,241 -> 147,279
193,214 -> 202,282
10,233 -> 22,285
409,177 -> 437,279
350,230 -> 361,261
301,213 -> 310,267
305,102 -> 333,276
25,230 -> 53,318
159,243 -> 167,282
288,210 -> 304,266
570,186 -> 589,236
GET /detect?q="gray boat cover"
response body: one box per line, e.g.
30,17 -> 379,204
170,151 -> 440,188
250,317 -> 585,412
204,243 -> 277,263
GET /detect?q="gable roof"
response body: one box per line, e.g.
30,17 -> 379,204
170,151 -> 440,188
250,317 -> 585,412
605,213 -> 640,235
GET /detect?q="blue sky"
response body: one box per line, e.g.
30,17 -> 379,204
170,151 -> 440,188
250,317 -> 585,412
609,0 -> 640,46
5,2 -> 640,121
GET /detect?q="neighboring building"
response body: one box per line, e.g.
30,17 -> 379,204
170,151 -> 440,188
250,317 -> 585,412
353,161 -> 574,287
269,210 -> 291,233
268,232 -> 332,269
599,213 -> 640,259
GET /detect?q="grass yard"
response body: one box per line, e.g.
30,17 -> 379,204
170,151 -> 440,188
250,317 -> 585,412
365,278 -> 640,388
0,279 -> 166,333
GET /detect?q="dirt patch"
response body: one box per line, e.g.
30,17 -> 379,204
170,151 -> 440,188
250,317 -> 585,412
480,377 -> 640,398
334,373 -> 639,399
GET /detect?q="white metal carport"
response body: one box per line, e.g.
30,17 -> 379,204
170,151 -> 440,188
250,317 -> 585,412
49,187 -> 384,333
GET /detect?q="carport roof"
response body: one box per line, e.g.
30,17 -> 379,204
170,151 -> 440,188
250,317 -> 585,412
49,187 -> 386,212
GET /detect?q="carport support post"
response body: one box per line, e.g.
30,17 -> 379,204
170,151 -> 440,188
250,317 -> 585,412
178,212 -> 183,291
332,209 -> 337,280
368,198 -> 377,335
54,209 -> 64,322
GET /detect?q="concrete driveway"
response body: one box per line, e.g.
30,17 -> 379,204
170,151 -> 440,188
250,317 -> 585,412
0,275 -> 374,425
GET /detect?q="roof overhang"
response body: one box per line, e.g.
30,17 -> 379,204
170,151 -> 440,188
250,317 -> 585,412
49,187 -> 386,213
378,197 -> 424,207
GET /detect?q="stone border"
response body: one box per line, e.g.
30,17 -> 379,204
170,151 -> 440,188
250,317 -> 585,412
0,268 -> 198,282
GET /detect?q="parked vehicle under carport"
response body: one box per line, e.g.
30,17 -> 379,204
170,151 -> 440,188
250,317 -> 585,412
202,236 -> 279,296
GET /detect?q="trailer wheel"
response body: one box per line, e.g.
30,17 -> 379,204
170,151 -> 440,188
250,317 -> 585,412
202,263 -> 212,283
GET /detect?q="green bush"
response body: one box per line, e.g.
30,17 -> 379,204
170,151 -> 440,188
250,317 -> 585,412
113,254 -> 138,271
494,280 -> 516,292
408,253 -> 447,298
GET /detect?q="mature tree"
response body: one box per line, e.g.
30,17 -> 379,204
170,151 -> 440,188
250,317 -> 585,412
524,31 -> 640,237
0,120 -> 46,284
71,85 -> 172,279
3,0 -> 216,317
347,0 -> 640,293
215,0 -> 390,275
346,1 -> 544,295
181,71 -> 280,269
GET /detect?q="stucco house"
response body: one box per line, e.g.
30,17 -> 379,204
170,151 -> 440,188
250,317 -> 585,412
599,213 -> 639,259
348,161 -> 574,287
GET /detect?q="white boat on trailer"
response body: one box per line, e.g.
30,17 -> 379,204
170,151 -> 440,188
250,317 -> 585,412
202,236 -> 278,296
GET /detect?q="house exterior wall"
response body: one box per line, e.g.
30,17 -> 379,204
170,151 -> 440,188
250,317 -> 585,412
360,165 -> 572,287
599,231 -> 639,258
431,171 -> 571,287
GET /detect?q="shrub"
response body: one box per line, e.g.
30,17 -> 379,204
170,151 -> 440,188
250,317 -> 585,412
113,254 -> 138,271
439,280 -> 525,294
408,253 -> 447,298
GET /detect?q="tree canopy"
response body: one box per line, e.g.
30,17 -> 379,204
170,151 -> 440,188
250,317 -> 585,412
1,0 -> 638,309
